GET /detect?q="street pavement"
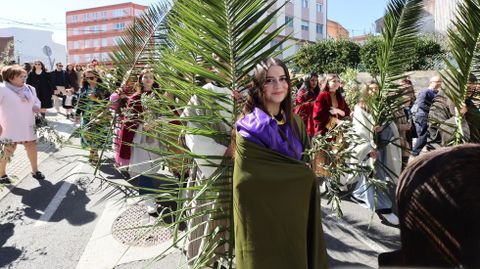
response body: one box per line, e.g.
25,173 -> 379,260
0,112 -> 400,269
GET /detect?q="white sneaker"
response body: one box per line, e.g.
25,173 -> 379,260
144,200 -> 158,215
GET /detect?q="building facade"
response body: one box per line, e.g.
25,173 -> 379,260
269,0 -> 328,58
327,20 -> 349,39
66,2 -> 147,65
0,28 -> 66,69
434,0 -> 461,33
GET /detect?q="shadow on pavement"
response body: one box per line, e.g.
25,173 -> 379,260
8,177 -> 96,226
0,223 -> 22,267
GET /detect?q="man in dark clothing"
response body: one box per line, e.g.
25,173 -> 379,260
50,62 -> 70,113
411,75 -> 442,156
428,87 -> 470,147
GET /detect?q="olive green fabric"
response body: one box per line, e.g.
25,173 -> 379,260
233,116 -> 329,269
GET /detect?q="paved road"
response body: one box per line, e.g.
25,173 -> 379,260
0,114 -> 400,269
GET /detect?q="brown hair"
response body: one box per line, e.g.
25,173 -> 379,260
320,73 -> 340,92
242,58 -> 299,139
1,65 -> 27,83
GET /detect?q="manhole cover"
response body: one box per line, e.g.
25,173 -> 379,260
111,204 -> 173,247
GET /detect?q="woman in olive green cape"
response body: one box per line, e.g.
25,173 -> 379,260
233,58 -> 328,269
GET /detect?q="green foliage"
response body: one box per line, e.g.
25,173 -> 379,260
359,36 -> 383,75
0,41 -> 14,66
360,34 -> 444,75
294,39 -> 361,74
340,67 -> 362,107
441,0 -> 480,145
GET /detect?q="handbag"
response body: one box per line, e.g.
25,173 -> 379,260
35,114 -> 47,128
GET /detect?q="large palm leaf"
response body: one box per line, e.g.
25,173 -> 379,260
100,0 -> 291,268
441,0 -> 480,144
317,0 -> 424,216
373,0 -> 424,126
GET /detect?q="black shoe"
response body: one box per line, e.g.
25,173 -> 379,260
32,171 -> 45,180
0,175 -> 12,184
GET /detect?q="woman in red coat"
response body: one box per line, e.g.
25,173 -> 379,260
293,72 -> 320,137
313,74 -> 350,135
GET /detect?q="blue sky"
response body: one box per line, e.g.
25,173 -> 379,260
0,0 -> 391,44
328,0 -> 390,36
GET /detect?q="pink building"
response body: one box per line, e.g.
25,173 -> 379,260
66,2 -> 147,65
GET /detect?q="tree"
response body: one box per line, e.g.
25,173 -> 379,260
359,36 -> 383,75
359,34 -> 445,74
294,38 -> 361,74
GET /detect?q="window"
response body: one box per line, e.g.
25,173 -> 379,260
84,54 -> 91,62
301,20 -> 309,31
135,10 -> 143,17
73,41 -> 79,49
123,9 -> 130,16
101,38 -> 107,47
83,13 -> 88,21
102,25 -> 107,32
73,28 -> 79,35
316,3 -> 323,13
114,22 -> 126,31
92,12 -> 98,21
84,26 -> 90,34
73,55 -> 80,63
94,39 -> 100,47
302,0 -> 308,8
285,16 -> 293,27
316,23 -> 324,34
85,39 -> 91,48
113,9 -> 123,18
101,11 -> 107,19
101,52 -> 109,61
71,15 -> 78,23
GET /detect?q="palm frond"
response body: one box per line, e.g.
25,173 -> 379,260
109,1 -> 172,81
374,0 -> 424,126
441,0 -> 480,144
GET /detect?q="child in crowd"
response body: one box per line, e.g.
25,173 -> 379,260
62,88 -> 77,119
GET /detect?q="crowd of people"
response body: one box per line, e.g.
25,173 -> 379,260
1,56 -> 479,268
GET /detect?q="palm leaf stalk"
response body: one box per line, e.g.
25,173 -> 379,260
95,0 -> 292,268
441,0 -> 480,145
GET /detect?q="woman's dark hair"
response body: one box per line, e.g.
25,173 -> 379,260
138,68 -> 159,92
23,62 -> 32,73
82,68 -> 103,88
33,60 -> 46,73
243,58 -> 298,139
302,72 -> 319,90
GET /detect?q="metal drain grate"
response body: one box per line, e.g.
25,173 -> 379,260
111,204 -> 173,247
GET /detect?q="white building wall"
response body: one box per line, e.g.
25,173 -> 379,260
0,27 -> 66,70
269,0 -> 327,58
435,0 -> 461,33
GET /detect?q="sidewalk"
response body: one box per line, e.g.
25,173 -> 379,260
0,111 -> 77,200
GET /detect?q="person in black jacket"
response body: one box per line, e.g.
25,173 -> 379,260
50,62 -> 70,114
27,60 -> 54,118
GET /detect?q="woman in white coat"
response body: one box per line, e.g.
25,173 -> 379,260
349,83 -> 402,226
0,65 -> 45,184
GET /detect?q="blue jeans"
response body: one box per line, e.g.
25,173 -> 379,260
412,115 -> 428,156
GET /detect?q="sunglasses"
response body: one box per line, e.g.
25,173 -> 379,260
86,76 -> 96,80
